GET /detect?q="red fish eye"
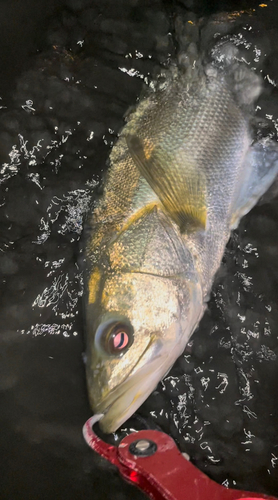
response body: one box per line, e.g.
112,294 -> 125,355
113,331 -> 129,350
96,318 -> 133,356
105,322 -> 133,355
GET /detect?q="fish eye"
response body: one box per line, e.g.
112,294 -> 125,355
107,324 -> 132,354
95,318 -> 134,356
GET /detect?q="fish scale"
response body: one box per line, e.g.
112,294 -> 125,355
122,75 -> 248,291
84,39 -> 278,433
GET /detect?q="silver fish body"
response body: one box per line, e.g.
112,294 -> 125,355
84,39 -> 278,433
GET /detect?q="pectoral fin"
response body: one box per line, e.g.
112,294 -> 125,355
126,134 -> 207,233
230,138 -> 278,230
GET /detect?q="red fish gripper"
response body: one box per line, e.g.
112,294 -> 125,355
83,415 -> 277,500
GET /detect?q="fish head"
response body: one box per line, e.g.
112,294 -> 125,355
85,260 -> 203,433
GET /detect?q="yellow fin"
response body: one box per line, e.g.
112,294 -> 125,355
126,134 -> 207,233
88,267 -> 102,304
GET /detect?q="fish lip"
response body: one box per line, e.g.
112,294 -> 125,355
91,345 -> 180,433
93,371 -> 153,433
92,335 -> 157,416
92,368 -> 144,415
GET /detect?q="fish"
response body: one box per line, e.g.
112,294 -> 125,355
84,16 -> 278,433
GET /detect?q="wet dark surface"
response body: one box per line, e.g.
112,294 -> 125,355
1,1 -> 278,499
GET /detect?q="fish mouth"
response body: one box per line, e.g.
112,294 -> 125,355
91,311 -> 204,434
93,351 -> 173,434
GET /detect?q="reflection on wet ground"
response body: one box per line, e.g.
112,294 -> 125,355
0,1 -> 278,499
